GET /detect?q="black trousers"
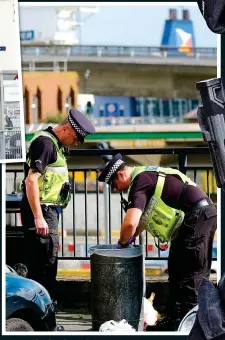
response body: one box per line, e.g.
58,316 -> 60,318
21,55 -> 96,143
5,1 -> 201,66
167,203 -> 217,319
20,199 -> 59,299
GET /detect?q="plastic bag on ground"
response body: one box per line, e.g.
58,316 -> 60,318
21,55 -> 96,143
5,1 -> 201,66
144,293 -> 160,329
99,319 -> 136,332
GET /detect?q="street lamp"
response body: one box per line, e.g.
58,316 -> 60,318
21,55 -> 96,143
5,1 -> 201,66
64,102 -> 70,115
84,69 -> 90,94
31,101 -> 37,124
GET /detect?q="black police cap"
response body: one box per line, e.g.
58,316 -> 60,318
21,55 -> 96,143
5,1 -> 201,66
68,109 -> 95,142
98,153 -> 125,184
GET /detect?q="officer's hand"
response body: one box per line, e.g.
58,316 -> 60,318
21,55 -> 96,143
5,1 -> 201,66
34,217 -> 49,235
128,235 -> 136,244
116,240 -> 129,249
116,241 -> 122,249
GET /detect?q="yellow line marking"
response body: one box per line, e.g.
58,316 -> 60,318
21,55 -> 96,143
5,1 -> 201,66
57,268 -> 162,276
57,269 -> 91,277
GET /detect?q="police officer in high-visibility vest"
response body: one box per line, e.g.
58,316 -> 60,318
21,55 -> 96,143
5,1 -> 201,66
20,109 -> 95,299
98,154 -> 217,332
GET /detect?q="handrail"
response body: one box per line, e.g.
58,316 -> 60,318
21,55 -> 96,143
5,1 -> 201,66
21,44 -> 217,59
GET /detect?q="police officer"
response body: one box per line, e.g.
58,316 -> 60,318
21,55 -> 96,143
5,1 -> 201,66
98,154 -> 217,331
20,109 -> 95,299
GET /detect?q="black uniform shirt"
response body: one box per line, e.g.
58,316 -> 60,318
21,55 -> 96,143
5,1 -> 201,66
24,127 -> 62,177
127,171 -> 208,213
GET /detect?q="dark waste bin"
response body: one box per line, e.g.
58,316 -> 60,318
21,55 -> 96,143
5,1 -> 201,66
90,244 -> 144,331
6,226 -> 25,267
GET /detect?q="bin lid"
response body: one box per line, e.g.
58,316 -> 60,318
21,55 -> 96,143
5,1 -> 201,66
89,244 -> 143,258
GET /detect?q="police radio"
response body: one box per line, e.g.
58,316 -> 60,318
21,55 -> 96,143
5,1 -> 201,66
120,192 -> 128,212
59,182 -> 71,202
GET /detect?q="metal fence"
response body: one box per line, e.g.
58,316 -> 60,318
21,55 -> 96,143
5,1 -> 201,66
21,44 -> 217,59
6,147 -> 217,270
90,116 -> 184,126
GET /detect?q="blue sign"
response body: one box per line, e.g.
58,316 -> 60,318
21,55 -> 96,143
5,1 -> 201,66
20,30 -> 34,41
105,103 -> 119,117
0,46 -> 6,51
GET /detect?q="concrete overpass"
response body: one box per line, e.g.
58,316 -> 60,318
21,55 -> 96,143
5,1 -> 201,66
21,44 -> 217,98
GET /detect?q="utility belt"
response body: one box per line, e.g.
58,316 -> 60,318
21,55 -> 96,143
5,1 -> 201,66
187,197 -> 213,213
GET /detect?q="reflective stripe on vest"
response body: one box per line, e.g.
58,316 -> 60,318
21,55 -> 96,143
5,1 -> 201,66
46,166 -> 68,173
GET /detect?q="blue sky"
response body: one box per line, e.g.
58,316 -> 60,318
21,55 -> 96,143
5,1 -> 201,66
19,4 -> 217,47
79,5 -> 216,47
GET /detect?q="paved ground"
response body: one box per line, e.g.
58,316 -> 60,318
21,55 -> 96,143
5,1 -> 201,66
56,309 -> 92,332
55,274 -> 217,332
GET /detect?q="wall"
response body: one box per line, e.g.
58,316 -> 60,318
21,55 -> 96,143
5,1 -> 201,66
68,62 -> 216,99
22,72 -> 79,123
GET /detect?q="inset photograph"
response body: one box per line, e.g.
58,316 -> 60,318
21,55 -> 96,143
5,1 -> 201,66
0,0 -> 25,161
4,2 -> 218,335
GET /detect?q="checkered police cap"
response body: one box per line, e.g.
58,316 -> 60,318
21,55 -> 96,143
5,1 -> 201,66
98,154 -> 124,184
68,109 -> 95,139
68,113 -> 87,137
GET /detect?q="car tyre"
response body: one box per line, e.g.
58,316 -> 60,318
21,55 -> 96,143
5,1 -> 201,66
6,318 -> 34,331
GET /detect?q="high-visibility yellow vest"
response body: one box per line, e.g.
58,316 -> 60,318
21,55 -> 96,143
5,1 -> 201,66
26,130 -> 71,208
127,166 -> 196,243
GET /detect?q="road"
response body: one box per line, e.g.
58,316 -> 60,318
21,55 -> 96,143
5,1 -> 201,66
56,310 -> 91,332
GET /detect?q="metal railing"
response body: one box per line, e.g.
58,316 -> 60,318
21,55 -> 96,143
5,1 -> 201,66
21,44 -> 217,59
89,116 -> 185,126
6,148 -> 217,270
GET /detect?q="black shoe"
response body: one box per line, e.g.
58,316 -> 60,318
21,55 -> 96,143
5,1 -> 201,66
146,315 -> 181,332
